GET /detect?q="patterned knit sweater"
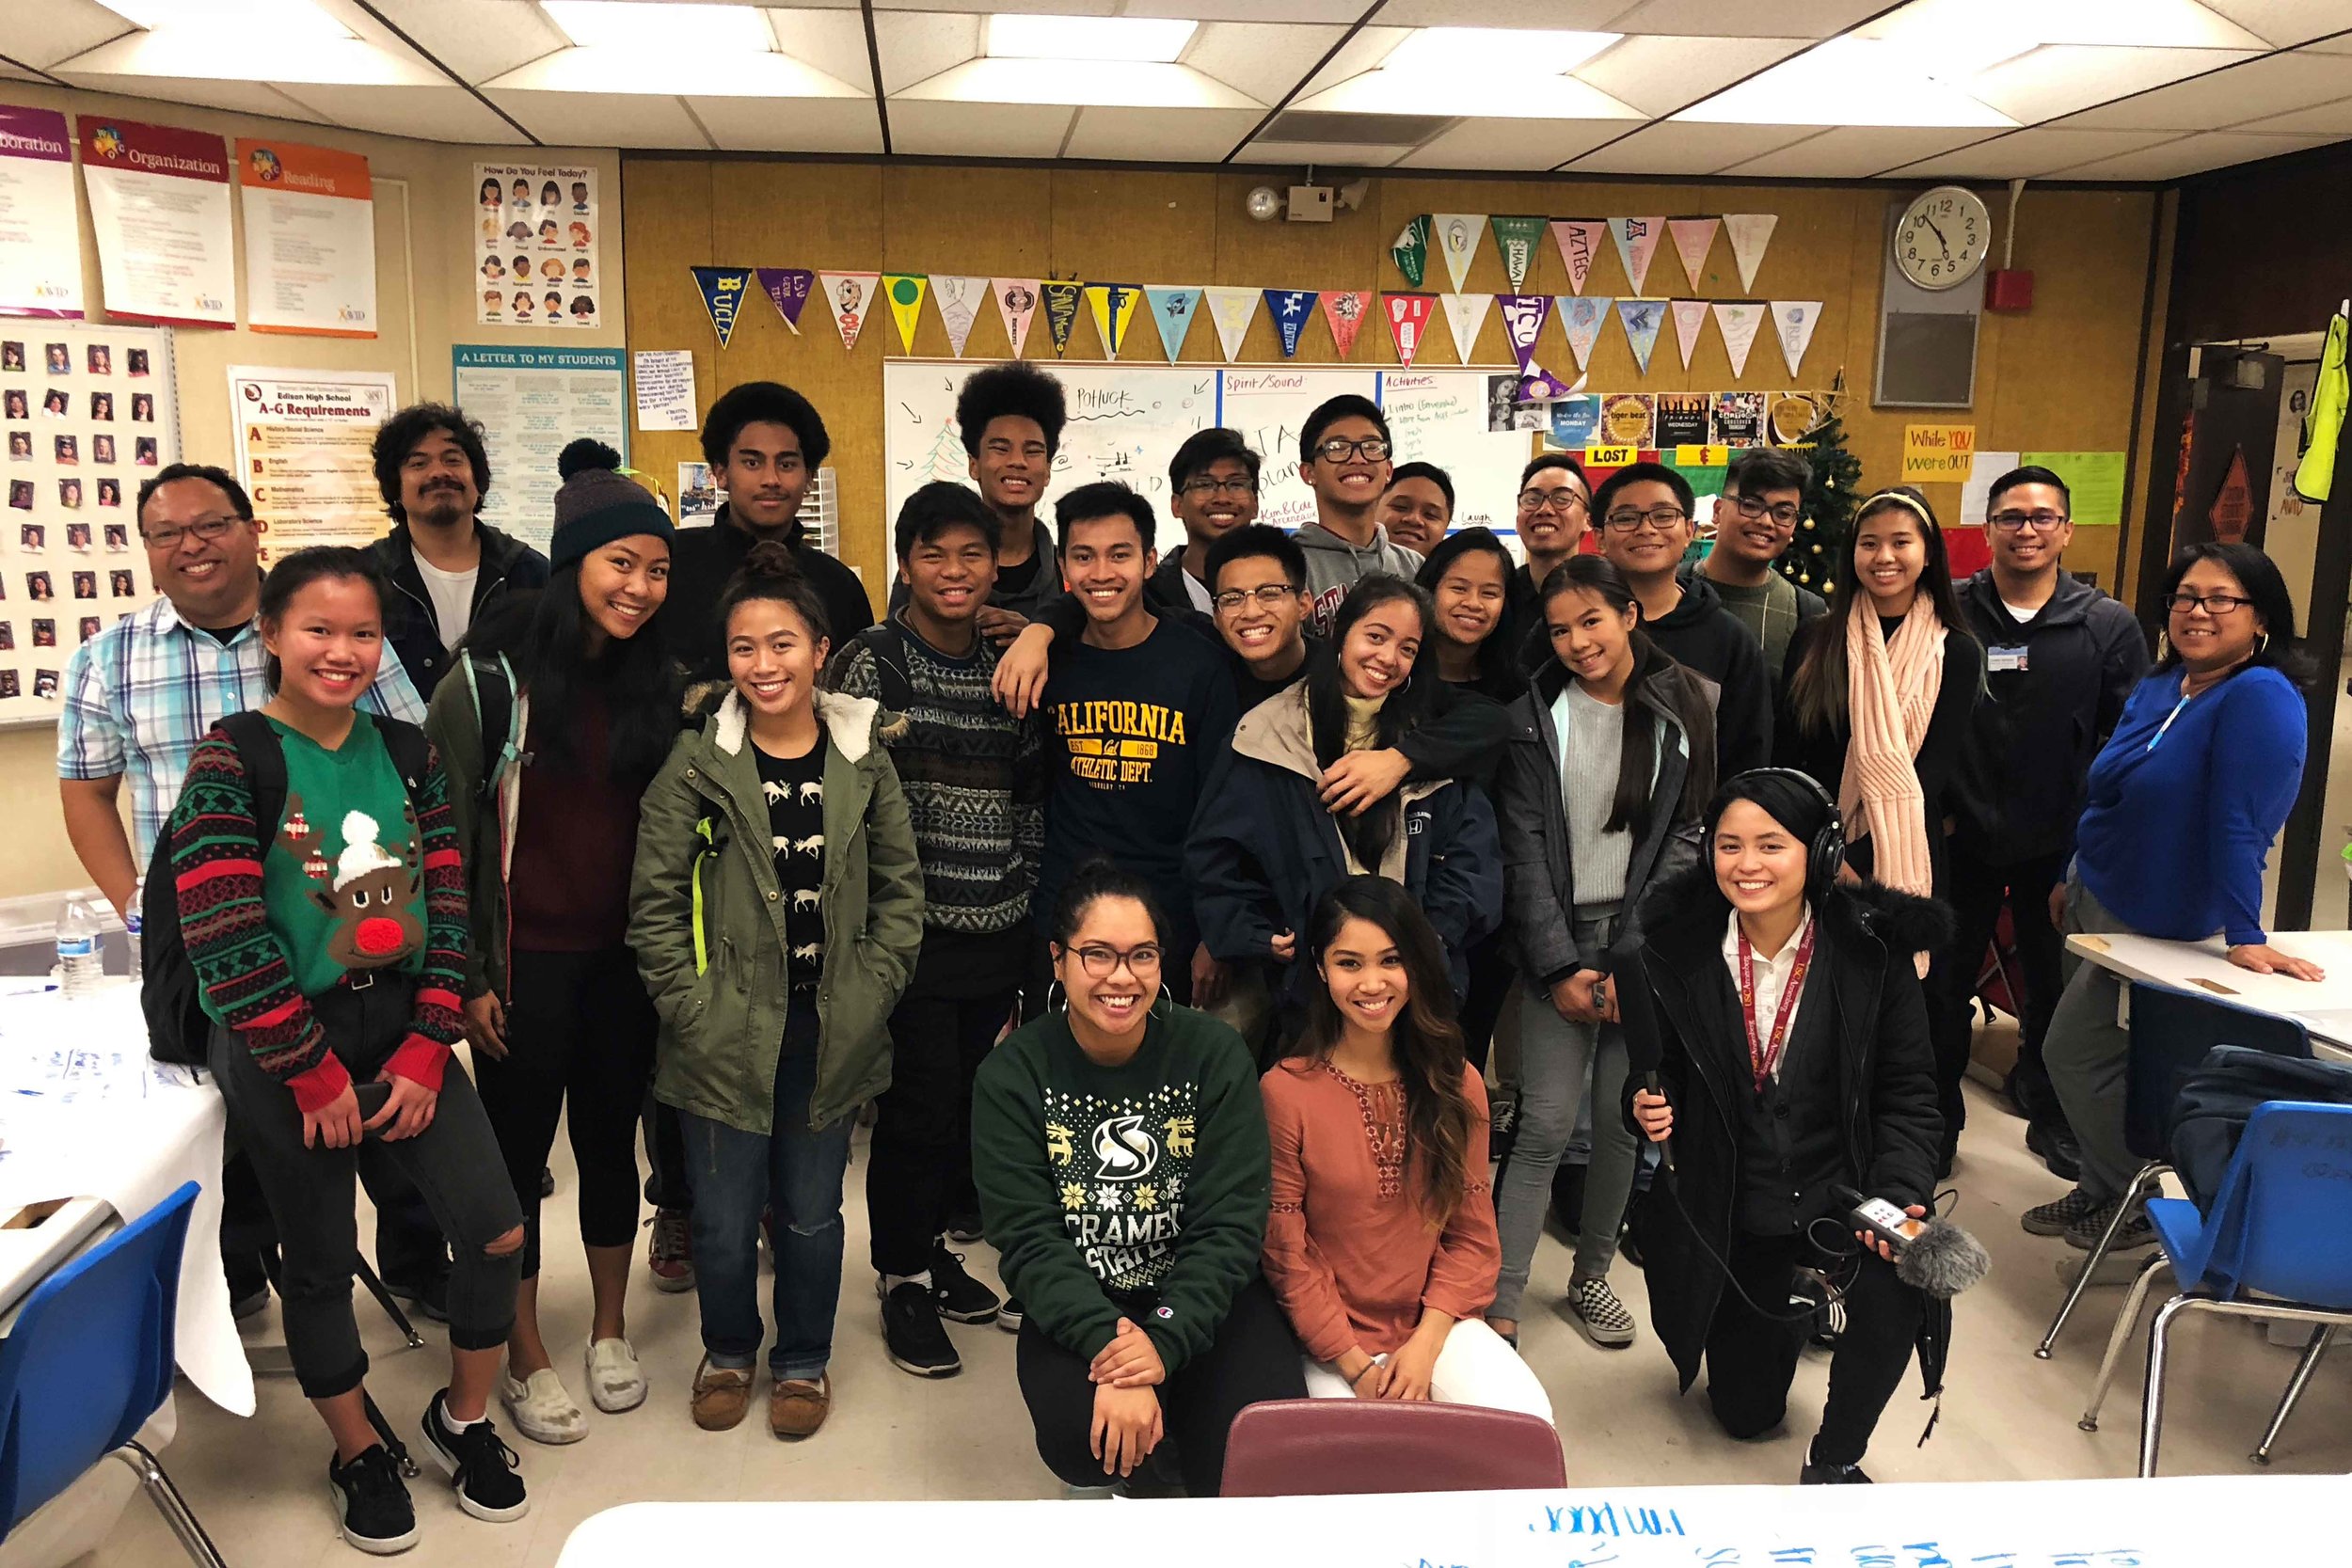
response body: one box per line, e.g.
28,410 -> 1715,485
168,716 -> 469,1114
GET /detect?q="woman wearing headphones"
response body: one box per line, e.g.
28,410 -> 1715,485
1615,769 -> 1946,1484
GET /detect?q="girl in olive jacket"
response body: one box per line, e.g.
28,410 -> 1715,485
628,542 -> 924,1440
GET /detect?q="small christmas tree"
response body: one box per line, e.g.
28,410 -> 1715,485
1780,407 -> 1861,597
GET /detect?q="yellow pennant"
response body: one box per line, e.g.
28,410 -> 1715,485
882,274 -> 928,353
1085,283 -> 1142,357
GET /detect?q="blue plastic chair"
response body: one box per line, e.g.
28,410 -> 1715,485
2075,1101 -> 2352,1476
0,1180 -> 225,1565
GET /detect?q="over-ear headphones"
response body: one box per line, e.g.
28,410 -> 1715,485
1716,767 -> 1845,900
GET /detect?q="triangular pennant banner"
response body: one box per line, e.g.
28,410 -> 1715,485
1264,289 -> 1315,357
755,267 -> 813,333
1384,293 -> 1435,368
1433,214 -> 1486,293
1321,290 -> 1371,359
1771,299 -> 1821,378
1144,286 -> 1200,364
1551,219 -> 1606,296
1609,216 -> 1665,295
1723,214 -> 1779,293
1666,217 -> 1721,293
819,270 -> 878,352
1559,295 -> 1611,372
882,273 -> 928,353
1616,298 -> 1665,375
930,274 -> 986,357
993,278 -> 1040,357
1495,293 -> 1551,374
691,266 -> 752,350
1391,214 -> 1431,289
1490,214 -> 1546,293
1712,300 -> 1766,377
1085,283 -> 1142,357
1439,293 -> 1492,364
1041,281 -> 1083,356
1203,287 -> 1260,361
1670,298 -> 1709,372
1518,364 -> 1575,403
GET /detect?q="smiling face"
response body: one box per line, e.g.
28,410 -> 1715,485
1338,594 -> 1422,701
1546,584 -> 1636,689
262,574 -> 383,711
726,595 -> 827,722
1378,476 -> 1451,554
1599,479 -> 1692,583
1432,548 -> 1507,653
1171,454 -> 1258,548
1213,551 -> 1308,670
1298,414 -> 1391,514
719,420 -> 809,534
2169,558 -> 2264,673
1318,914 -> 1407,1037
1517,465 -> 1590,563
578,534 -> 669,644
1710,478 -> 1804,568
1852,505 -> 1928,612
143,476 -> 262,627
1712,798 -> 1809,927
901,520 -> 995,626
1985,480 -> 2073,578
398,427 -> 479,531
1060,513 -> 1152,628
1054,894 -> 1161,1046
971,415 -> 1049,517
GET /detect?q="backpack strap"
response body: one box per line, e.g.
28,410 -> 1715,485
850,621 -> 914,714
216,710 -> 290,842
376,714 -> 435,796
460,650 -> 523,805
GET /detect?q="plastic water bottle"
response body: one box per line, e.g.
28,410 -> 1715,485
56,895 -> 103,996
125,877 -> 145,980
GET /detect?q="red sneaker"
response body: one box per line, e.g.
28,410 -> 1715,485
648,1207 -> 694,1292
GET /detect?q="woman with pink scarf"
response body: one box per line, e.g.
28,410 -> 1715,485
1775,487 -> 1983,1175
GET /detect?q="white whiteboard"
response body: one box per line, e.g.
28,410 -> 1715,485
1381,369 -> 1536,545
1216,366 -> 1374,532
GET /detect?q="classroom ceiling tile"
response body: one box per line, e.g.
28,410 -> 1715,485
483,87 -> 713,148
487,42 -> 866,98
869,10 -> 980,96
894,57 -> 1255,109
1559,119 -> 1819,174
1180,22 -> 1345,107
888,99 -> 1075,157
1878,127 -> 2181,179
2048,128 -> 2342,178
1965,44 -> 2265,124
1570,34 -> 1811,119
59,25 -> 445,87
1146,1 -> 1364,18
0,59 -> 42,82
1383,0 -> 1629,24
762,8 -> 878,93
364,0 -> 569,84
2236,95 -> 2352,135
271,82 -> 529,143
1228,138 -> 1407,168
1059,105 -> 1263,163
1720,125 -> 1988,178
683,93 -> 883,152
1282,25 -> 1408,101
1600,0 -> 1890,39
1675,40 -> 2015,128
1292,67 -> 1639,122
0,4 -> 138,71
48,70 -> 328,122
873,0 -> 1116,10
1391,115 -> 1627,170
1858,0 -> 2269,56
2048,49 -> 2352,131
2294,30 -> 2352,54
2199,0 -> 2352,47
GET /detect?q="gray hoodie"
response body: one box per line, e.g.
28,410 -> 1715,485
1295,520 -> 1422,637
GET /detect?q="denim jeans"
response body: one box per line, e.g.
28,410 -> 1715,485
679,1011 -> 854,1381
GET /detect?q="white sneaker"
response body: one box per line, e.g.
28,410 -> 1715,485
499,1366 -> 587,1445
585,1336 -> 647,1413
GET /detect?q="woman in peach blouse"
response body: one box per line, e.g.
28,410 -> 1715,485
1261,878 -> 1553,1420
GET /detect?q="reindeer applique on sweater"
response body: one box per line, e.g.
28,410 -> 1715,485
278,798 -> 426,970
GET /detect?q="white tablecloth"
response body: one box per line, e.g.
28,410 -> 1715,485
0,981 -> 253,1416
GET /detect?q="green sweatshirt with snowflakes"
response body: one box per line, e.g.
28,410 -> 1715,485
973,1004 -> 1270,1372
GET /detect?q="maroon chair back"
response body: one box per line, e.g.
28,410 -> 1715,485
1218,1400 -> 1565,1497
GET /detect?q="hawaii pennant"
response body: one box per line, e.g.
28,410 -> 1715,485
1609,216 -> 1665,295
819,271 -> 878,352
1439,293 -> 1491,364
1559,295 -> 1611,372
1203,287 -> 1260,361
1670,299 -> 1709,372
1724,214 -> 1778,293
1771,299 -> 1822,378
1144,286 -> 1200,364
755,267 -> 813,333
1264,289 -> 1315,357
1433,214 -> 1486,293
1551,219 -> 1606,296
1041,281 -> 1083,356
1496,293 -> 1550,374
1391,214 -> 1431,289
1712,301 -> 1766,377
930,275 -> 986,357
1384,293 -> 1435,368
1666,217 -> 1720,293
1321,290 -> 1371,358
1086,283 -> 1142,356
1490,215 -> 1546,293
882,274 -> 928,353
993,278 -> 1040,356
692,267 -> 751,349
1617,298 -> 1665,374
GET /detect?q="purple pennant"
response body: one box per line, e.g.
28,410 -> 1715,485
757,267 -> 814,332
1496,293 -> 1551,373
1263,289 -> 1314,357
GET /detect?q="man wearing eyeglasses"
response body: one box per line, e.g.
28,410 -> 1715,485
1155,428 -> 1261,614
1947,466 -> 2148,1180
1699,449 -> 1824,674
1295,395 -> 1422,637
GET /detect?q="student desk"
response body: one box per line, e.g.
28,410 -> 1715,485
555,1475 -> 2348,1566
2064,929 -> 2352,1062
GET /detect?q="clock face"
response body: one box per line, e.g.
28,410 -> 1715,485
1896,186 -> 1989,291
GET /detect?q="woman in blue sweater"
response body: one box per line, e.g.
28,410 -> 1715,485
2030,544 -> 2322,1250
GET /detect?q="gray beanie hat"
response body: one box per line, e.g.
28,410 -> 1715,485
549,438 -> 672,569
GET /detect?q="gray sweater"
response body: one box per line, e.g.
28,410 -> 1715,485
1295,520 -> 1422,638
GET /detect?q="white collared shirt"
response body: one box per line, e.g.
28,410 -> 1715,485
1723,908 -> 1816,1083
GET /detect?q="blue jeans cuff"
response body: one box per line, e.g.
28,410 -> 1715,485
705,1349 -> 757,1371
773,1358 -> 828,1383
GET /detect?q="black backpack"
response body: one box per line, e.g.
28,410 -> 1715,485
841,622 -> 914,713
143,711 -> 434,1066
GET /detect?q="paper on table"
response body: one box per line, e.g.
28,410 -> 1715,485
633,349 -> 696,432
1959,449 -> 2020,528
2023,450 -> 2127,527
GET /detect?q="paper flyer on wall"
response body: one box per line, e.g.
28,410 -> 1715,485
1657,393 -> 1710,448
1549,395 -> 1600,450
452,344 -> 626,553
228,368 -> 397,551
632,349 -> 694,432
238,140 -> 376,338
1602,392 -> 1656,448
473,164 -> 602,328
1712,391 -> 1765,445
0,107 -> 84,320
81,118 -> 235,327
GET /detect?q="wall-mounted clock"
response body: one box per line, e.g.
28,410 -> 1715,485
1893,184 -> 1990,292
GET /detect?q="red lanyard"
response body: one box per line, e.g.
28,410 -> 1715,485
1737,919 -> 1817,1092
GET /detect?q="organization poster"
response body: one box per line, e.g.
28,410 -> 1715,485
452,344 -> 625,552
0,105 -> 84,320
473,164 -> 602,329
228,368 -> 398,553
238,140 -> 377,338
79,118 -> 235,327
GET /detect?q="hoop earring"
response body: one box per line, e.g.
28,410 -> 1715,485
2254,631 -> 2270,657
1043,980 -> 1066,1014
1152,984 -> 1175,1020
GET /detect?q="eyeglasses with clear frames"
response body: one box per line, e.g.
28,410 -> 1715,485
1603,505 -> 1690,533
1213,584 -> 1299,613
1989,510 -> 2069,531
1518,488 -> 1588,515
140,516 -> 243,550
1181,476 -> 1258,498
1312,436 -> 1391,464
1073,942 -> 1163,979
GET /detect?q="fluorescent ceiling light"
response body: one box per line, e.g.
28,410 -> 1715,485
899,57 -> 1249,111
1676,39 -> 2016,128
1300,25 -> 1629,119
986,15 -> 1198,64
105,0 -> 350,39
1863,0 -> 2266,79
1380,27 -> 1620,78
542,1 -> 774,55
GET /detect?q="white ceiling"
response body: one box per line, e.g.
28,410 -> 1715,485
0,0 -> 2344,180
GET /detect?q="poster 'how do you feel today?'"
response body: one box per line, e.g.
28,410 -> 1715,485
475,164 -> 602,329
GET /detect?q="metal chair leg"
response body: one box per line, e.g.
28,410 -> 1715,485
2251,1325 -> 2334,1465
2138,1295 -> 2201,1479
2079,1252 -> 2170,1430
2038,1162 -> 2165,1359
353,1258 -> 426,1350
118,1440 -> 230,1568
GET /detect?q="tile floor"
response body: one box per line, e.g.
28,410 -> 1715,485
87,1077 -> 2350,1568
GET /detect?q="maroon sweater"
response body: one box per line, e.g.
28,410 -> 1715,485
508,689 -> 645,952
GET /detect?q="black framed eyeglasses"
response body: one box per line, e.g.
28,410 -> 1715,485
1180,476 -> 1257,498
1312,436 -> 1391,463
1073,942 -> 1163,978
1603,505 -> 1689,533
140,516 -> 243,550
2161,591 -> 2251,615
1518,489 -> 1588,515
1989,509 -> 2069,531
1733,495 -> 1802,527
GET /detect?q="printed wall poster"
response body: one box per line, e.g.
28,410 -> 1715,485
0,106 -> 84,319
79,119 -> 235,327
1711,392 -> 1765,446
228,368 -> 398,551
238,140 -> 377,338
474,165 -> 602,329
452,344 -> 626,552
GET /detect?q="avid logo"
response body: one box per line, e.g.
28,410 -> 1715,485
1089,1115 -> 1159,1181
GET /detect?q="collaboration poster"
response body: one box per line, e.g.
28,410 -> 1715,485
228,368 -> 397,553
238,140 -> 377,338
473,164 -> 602,329
452,344 -> 626,552
0,105 -> 84,320
79,118 -> 236,327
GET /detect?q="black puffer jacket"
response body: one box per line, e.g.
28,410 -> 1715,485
1613,864 -> 1948,1392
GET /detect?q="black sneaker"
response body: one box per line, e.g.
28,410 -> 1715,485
944,1211 -> 986,1244
1800,1454 -> 1873,1484
420,1390 -> 529,1523
2021,1187 -> 2102,1237
539,1165 -> 556,1198
2065,1199 -> 2156,1253
930,1243 -> 1003,1323
881,1280 -> 961,1376
997,1295 -> 1024,1333
326,1444 -> 418,1555
385,1269 -> 449,1324
2026,1121 -> 2082,1182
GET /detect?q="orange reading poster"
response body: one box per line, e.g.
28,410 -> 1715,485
236,139 -> 376,338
